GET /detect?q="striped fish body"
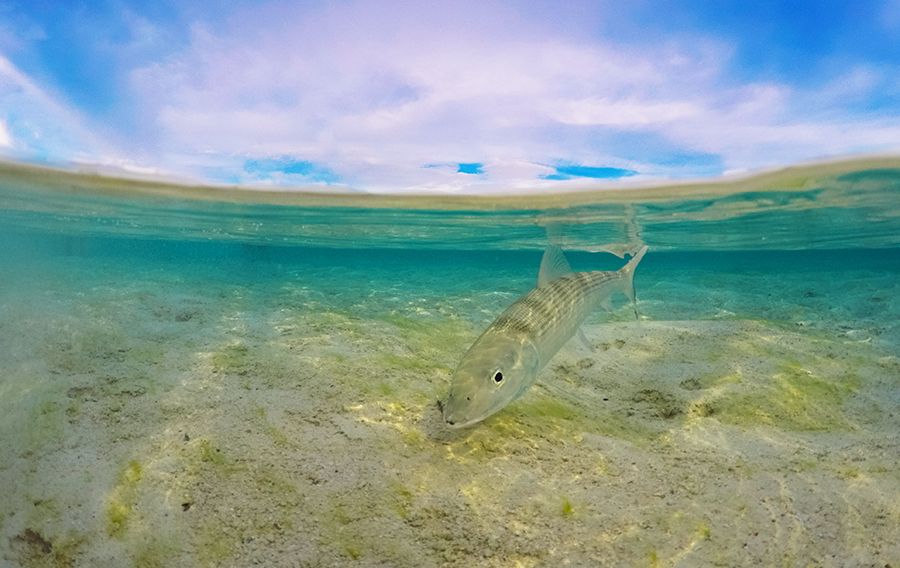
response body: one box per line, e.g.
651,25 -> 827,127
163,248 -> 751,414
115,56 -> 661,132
441,246 -> 648,429
490,270 -> 625,375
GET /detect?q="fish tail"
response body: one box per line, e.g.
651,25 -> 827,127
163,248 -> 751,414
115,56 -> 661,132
619,245 -> 649,319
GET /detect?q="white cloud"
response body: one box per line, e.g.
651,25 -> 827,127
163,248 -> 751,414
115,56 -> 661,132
0,54 -> 109,161
0,118 -> 10,147
121,1 -> 900,191
652,69 -> 900,171
0,53 -> 166,176
551,98 -> 703,126
3,1 -> 900,192
125,3 -> 742,188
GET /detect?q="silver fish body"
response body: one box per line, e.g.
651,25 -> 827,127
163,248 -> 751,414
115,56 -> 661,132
442,246 -> 648,428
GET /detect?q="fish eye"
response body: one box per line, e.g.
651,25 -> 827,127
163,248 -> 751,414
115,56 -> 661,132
493,370 -> 504,384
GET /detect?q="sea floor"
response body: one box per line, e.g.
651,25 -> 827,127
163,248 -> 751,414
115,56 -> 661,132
1,244 -> 898,567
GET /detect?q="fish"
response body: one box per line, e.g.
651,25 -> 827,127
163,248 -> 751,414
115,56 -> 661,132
441,245 -> 649,428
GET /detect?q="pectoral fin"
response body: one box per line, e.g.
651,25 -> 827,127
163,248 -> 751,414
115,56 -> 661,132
576,328 -> 593,352
600,297 -> 614,313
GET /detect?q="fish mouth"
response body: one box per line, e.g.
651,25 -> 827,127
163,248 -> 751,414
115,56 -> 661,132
439,396 -> 490,429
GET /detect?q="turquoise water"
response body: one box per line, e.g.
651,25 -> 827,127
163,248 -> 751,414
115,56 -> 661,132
1,159 -> 899,566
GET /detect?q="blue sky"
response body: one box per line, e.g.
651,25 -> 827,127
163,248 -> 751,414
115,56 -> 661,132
1,0 -> 899,193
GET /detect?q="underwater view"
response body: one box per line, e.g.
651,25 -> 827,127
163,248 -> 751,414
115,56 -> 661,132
1,157 -> 898,566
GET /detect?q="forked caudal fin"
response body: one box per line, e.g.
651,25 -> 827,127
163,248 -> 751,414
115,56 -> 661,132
619,245 -> 649,318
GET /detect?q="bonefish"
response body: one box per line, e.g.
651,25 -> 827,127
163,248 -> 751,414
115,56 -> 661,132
441,245 -> 648,428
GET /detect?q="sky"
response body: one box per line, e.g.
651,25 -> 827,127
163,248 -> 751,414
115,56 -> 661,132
1,0 -> 899,193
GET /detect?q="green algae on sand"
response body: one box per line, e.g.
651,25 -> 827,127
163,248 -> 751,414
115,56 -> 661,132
692,361 -> 862,431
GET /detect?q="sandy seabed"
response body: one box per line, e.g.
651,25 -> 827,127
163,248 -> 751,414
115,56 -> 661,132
1,253 -> 898,567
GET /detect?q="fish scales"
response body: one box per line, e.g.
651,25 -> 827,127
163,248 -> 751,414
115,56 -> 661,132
492,270 -> 620,361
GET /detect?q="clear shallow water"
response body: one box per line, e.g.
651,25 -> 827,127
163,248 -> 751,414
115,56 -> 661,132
1,159 -> 899,566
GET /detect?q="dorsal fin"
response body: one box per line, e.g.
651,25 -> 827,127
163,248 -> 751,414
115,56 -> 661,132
538,245 -> 573,287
